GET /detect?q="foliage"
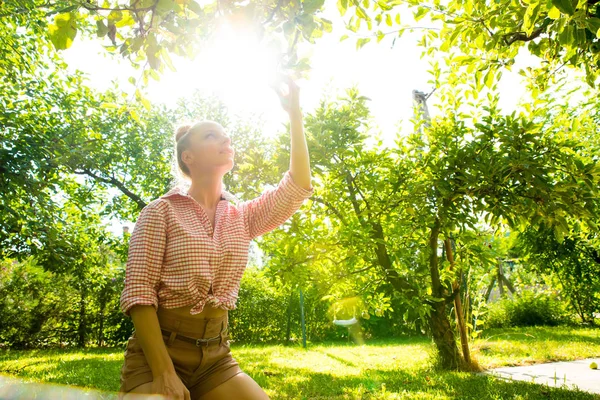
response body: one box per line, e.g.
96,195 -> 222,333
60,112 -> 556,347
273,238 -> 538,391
336,0 -> 600,88
482,288 -> 574,328
514,223 -> 600,324
0,0 -> 332,85
0,256 -> 125,349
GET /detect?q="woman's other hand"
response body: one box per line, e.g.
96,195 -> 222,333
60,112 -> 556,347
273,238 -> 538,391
270,73 -> 300,115
151,369 -> 191,400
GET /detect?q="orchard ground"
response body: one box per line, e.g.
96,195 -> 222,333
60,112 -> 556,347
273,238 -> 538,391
0,325 -> 599,399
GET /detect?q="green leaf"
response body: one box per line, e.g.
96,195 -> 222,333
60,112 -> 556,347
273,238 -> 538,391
551,0 -> 575,15
558,24 -> 573,45
187,0 -> 203,16
340,34 -> 349,41
96,20 -> 108,37
523,1 -> 541,36
548,6 -> 561,19
376,0 -> 393,10
108,9 -> 122,21
156,0 -> 176,13
337,0 -> 348,16
484,67 -> 495,88
320,17 -> 333,32
414,7 -> 427,21
356,37 -> 371,49
282,20 -> 295,36
160,47 -> 176,72
553,224 -> 565,243
129,109 -> 143,126
48,12 -> 78,50
303,0 -> 326,14
385,13 -> 392,26
586,18 -> 600,38
355,4 -> 369,19
115,10 -> 135,28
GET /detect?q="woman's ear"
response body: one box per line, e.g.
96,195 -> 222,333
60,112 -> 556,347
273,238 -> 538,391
181,148 -> 193,166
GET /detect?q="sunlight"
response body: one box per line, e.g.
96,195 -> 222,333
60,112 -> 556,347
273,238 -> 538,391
186,20 -> 283,112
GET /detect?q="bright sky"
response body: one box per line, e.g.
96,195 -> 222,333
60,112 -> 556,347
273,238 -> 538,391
61,0 -> 539,237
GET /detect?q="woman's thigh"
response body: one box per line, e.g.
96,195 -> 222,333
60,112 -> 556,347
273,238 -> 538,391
119,381 -> 155,399
197,372 -> 269,400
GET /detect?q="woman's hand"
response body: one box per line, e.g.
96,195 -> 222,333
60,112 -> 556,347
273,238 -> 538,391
151,369 -> 191,400
270,73 -> 301,115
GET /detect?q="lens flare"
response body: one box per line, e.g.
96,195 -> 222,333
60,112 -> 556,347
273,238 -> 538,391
330,296 -> 365,345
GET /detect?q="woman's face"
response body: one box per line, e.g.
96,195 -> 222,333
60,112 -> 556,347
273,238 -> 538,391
182,121 -> 235,176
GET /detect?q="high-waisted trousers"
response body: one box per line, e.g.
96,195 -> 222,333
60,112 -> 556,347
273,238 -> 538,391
118,306 -> 243,399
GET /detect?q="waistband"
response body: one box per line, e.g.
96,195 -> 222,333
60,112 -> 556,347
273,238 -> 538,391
155,306 -> 228,338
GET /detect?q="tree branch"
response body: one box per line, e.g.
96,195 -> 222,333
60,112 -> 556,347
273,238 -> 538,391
74,168 -> 146,210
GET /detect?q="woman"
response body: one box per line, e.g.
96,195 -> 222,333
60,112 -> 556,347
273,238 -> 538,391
118,74 -> 314,400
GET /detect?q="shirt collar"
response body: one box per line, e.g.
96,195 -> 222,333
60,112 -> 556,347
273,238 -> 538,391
160,186 -> 236,202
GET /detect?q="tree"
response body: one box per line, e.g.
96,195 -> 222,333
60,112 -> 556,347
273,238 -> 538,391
335,0 -> 600,88
261,80 -> 600,370
515,223 -> 600,324
0,0 -> 332,84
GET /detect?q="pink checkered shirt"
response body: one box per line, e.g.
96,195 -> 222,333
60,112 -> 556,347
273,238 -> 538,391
119,170 -> 314,316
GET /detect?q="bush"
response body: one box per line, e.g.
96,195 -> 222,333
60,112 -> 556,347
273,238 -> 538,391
482,289 -> 573,328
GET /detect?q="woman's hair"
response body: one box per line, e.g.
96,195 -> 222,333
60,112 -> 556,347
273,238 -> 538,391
174,123 -> 196,178
168,120 -> 239,203
169,121 -> 201,189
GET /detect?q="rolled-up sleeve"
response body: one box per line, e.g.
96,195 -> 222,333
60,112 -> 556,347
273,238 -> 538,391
120,202 -> 167,317
239,170 -> 314,241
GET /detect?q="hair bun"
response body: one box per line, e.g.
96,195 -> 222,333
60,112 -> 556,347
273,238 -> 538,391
175,125 -> 192,141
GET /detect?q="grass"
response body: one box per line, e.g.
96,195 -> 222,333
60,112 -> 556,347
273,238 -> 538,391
472,325 -> 600,369
0,325 -> 599,399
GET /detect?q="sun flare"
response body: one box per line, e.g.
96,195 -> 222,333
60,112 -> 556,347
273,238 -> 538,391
190,21 -> 284,111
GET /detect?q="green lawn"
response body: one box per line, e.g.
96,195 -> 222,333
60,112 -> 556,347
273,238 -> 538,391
0,325 -> 599,399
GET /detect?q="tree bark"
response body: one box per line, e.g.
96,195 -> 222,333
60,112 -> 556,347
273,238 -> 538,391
498,262 -> 505,297
484,276 -> 496,302
427,217 -> 462,369
285,287 -> 294,343
444,238 -> 471,365
77,285 -> 87,348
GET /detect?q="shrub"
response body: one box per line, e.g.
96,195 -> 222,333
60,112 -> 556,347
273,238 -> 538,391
482,289 -> 572,328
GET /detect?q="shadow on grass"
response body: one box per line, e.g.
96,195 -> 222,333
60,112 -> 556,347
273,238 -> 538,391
242,362 -> 600,399
231,334 -> 433,349
480,326 -> 600,346
313,350 -> 357,367
0,347 -> 124,393
1,336 -> 598,399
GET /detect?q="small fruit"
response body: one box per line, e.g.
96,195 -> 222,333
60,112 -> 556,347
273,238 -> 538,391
590,362 -> 598,369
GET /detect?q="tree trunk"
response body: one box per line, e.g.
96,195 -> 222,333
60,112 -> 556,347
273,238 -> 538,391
427,217 -> 462,369
415,317 -> 422,335
444,238 -> 471,365
484,276 -> 496,302
498,262 -> 505,297
463,269 -> 472,337
285,287 -> 293,344
97,287 -> 107,347
78,285 -> 87,348
499,271 -> 516,294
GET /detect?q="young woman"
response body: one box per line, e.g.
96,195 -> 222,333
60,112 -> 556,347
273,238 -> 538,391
117,74 -> 313,400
